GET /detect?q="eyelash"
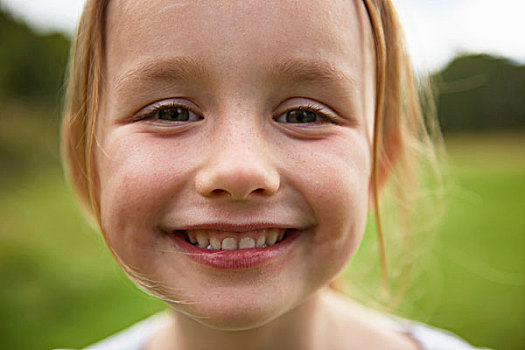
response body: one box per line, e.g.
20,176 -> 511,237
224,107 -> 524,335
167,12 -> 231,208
135,101 -> 201,122
275,105 -> 337,124
134,101 -> 336,124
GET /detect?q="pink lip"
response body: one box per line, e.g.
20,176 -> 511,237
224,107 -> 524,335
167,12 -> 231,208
170,229 -> 300,269
174,222 -> 298,232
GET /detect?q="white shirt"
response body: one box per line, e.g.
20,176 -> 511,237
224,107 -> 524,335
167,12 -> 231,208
60,313 -> 490,350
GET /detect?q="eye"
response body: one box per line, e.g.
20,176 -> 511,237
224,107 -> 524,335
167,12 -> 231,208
156,106 -> 200,122
275,106 -> 333,124
135,100 -> 202,123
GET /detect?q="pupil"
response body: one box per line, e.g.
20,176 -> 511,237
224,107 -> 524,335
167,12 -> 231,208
287,110 -> 316,123
158,107 -> 189,121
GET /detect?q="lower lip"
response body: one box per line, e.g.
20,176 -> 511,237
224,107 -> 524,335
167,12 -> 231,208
170,230 -> 300,269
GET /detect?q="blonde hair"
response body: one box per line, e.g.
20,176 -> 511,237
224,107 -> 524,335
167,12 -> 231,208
62,0 -> 441,303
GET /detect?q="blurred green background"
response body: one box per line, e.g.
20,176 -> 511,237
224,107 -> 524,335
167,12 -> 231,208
1,8 -> 524,350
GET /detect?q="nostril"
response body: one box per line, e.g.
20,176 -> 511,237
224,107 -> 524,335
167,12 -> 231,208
208,187 -> 268,198
210,188 -> 228,196
252,188 -> 266,195
195,162 -> 280,200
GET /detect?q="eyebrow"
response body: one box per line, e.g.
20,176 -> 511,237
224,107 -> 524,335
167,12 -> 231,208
112,56 -> 209,95
269,57 -> 357,92
112,56 -> 357,97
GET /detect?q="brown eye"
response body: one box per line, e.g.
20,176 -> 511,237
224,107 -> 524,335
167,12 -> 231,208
284,109 -> 318,123
157,107 -> 198,121
276,107 -> 327,124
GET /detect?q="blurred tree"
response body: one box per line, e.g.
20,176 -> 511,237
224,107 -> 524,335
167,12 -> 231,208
435,54 -> 525,132
0,8 -> 70,107
0,7 -> 70,181
1,6 -> 524,131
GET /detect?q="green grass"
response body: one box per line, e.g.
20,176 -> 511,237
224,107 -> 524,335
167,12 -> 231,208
346,132 -> 525,350
424,134 -> 525,349
0,130 -> 523,349
0,171 -> 166,349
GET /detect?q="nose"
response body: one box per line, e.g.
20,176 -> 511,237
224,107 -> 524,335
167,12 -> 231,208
195,131 -> 280,200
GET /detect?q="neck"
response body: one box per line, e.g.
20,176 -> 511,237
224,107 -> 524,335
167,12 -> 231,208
147,288 -> 421,350
150,290 -> 330,350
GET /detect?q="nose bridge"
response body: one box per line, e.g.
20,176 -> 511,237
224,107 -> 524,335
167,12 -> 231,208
221,113 -> 263,157
213,119 -> 264,171
195,110 -> 280,200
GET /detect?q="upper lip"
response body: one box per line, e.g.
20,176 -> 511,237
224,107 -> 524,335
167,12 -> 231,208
174,222 -> 299,232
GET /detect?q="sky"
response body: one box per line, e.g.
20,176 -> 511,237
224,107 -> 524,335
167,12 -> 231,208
2,0 -> 524,72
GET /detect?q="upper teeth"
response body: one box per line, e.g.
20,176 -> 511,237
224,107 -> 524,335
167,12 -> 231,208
186,229 -> 286,250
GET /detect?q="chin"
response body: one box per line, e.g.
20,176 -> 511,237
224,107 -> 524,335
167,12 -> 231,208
164,281 -> 306,331
172,297 -> 287,331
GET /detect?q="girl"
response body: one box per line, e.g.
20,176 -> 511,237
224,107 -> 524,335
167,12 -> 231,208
61,0 -> 488,349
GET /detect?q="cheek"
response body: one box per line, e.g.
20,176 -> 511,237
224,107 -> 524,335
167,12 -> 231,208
284,132 -> 371,281
96,132 -> 196,258
298,132 -> 370,229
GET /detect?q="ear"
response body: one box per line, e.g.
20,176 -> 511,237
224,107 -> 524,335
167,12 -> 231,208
93,165 -> 101,207
368,123 -> 401,208
379,122 -> 401,190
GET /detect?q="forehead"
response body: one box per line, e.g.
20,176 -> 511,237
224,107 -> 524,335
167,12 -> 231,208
105,0 -> 374,79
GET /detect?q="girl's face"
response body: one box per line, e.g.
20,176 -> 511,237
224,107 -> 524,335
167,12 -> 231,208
97,0 -> 376,329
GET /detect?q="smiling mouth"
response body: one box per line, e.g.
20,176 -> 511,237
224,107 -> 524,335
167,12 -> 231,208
180,228 -> 288,251
171,228 -> 300,269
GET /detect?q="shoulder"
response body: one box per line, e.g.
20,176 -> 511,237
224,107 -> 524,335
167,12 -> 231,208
321,291 -> 490,350
394,317 -> 492,350
81,313 -> 168,350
